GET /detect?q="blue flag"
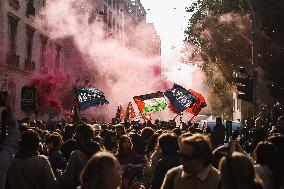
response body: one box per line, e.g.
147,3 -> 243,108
75,87 -> 109,110
164,84 -> 199,113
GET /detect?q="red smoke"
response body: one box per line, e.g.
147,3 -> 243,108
30,72 -> 67,113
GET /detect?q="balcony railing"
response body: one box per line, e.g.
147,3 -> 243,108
25,59 -> 35,71
6,52 -> 20,68
26,2 -> 35,17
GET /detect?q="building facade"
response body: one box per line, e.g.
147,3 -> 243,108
0,0 -> 161,120
0,0 -> 64,118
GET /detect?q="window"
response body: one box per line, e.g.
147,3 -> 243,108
40,35 -> 47,66
8,14 -> 19,55
26,0 -> 35,17
7,14 -> 20,67
26,26 -> 35,62
55,45 -> 61,69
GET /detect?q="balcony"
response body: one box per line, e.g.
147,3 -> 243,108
6,53 -> 20,68
9,0 -> 20,10
26,2 -> 35,17
25,59 -> 35,71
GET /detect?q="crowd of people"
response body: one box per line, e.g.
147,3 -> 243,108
0,94 -> 284,189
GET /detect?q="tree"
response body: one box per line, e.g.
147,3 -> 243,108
184,0 -> 251,117
184,0 -> 284,118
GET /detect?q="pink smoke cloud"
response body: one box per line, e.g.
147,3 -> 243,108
31,0 -> 175,121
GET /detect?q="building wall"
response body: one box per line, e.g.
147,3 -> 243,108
0,0 -> 65,119
232,91 -> 253,123
0,0 -> 160,120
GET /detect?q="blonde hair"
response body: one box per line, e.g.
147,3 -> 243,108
80,151 -> 118,189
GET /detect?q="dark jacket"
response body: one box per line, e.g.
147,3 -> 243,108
150,154 -> 180,189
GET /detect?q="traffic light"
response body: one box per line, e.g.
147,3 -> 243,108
237,76 -> 253,102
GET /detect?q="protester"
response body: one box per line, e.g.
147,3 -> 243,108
219,152 -> 263,189
211,117 -> 225,149
150,133 -> 180,189
78,151 -> 123,189
79,151 -> 145,189
101,129 -> 117,153
45,132 -> 65,173
161,134 -> 219,189
254,142 -> 282,189
270,116 -> 284,135
1,90 -> 284,189
141,127 -> 155,147
0,94 -> 20,189
60,123 -> 101,189
6,130 -> 58,189
116,135 -> 145,165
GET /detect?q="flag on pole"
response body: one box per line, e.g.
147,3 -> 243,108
164,84 -> 199,113
133,91 -> 167,115
115,105 -> 125,122
125,102 -> 136,121
185,89 -> 207,116
75,87 -> 109,111
120,105 -> 125,121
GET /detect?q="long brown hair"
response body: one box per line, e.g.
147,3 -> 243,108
79,152 -> 118,189
116,135 -> 133,155
219,152 -> 262,189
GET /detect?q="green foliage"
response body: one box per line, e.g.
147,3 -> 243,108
184,0 -> 253,117
184,0 -> 284,117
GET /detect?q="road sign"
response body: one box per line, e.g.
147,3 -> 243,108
21,86 -> 36,111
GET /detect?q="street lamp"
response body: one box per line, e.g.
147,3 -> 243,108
243,0 -> 257,121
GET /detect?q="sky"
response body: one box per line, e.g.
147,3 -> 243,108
140,0 -> 194,54
140,0 -> 198,89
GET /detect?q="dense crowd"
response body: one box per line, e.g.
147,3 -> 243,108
0,94 -> 284,189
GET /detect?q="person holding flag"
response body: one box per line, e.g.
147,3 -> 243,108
125,102 -> 136,122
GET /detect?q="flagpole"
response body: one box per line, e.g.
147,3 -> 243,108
74,87 -> 81,122
173,114 -> 180,120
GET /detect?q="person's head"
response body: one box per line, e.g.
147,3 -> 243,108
75,123 -> 94,144
254,117 -> 262,128
19,129 -> 41,151
212,145 -> 230,169
179,134 -> 212,174
80,151 -> 123,189
255,141 -> 280,171
219,152 -> 259,189
145,133 -> 159,154
118,135 -> 133,152
277,115 -> 284,132
115,124 -> 125,138
216,117 -> 222,125
245,117 -> 254,128
158,133 -> 179,156
29,120 -> 37,128
101,130 -> 117,151
45,133 -> 63,151
141,127 -> 155,144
